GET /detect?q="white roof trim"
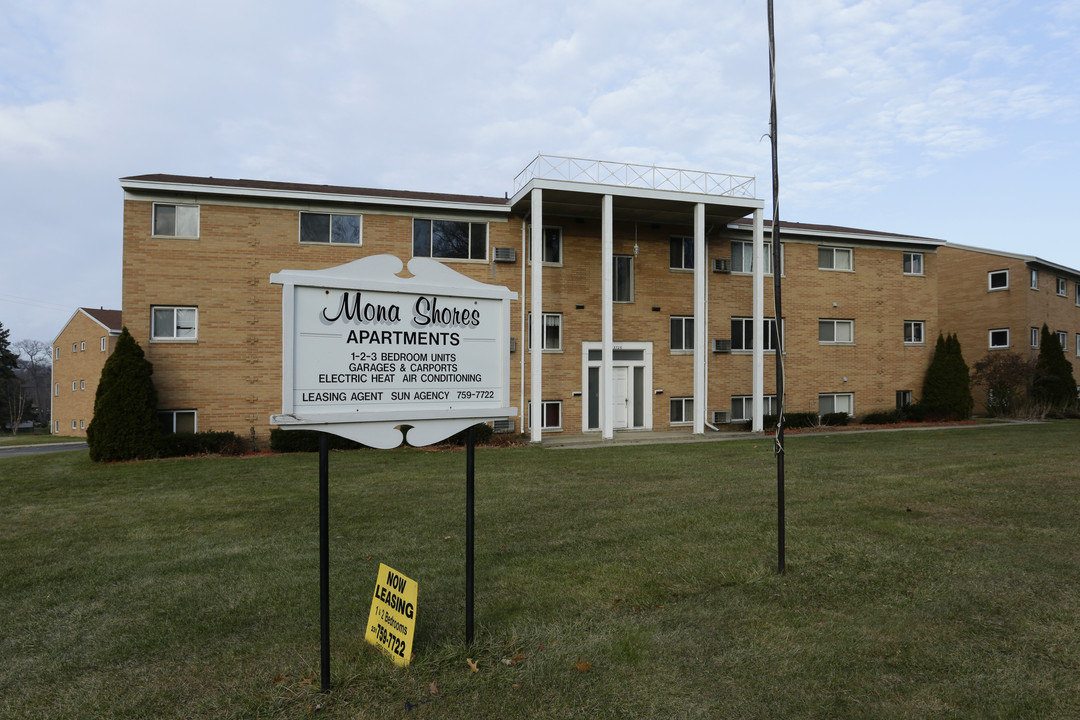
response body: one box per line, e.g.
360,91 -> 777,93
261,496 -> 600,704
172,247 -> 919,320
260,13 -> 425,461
120,178 -> 512,215
726,222 -> 944,247
510,177 -> 765,210
945,242 -> 1080,278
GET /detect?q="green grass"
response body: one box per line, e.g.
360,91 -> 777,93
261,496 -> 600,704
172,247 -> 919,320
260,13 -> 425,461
2,423 -> 1079,718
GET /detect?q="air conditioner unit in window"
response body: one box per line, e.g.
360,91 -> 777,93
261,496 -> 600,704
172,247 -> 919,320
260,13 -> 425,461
712,338 -> 731,353
493,247 -> 517,263
712,410 -> 731,424
492,418 -> 515,434
712,258 -> 731,273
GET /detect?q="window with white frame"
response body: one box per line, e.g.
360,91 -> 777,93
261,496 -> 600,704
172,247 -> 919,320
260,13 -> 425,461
72,420 -> 77,430
1057,277 -> 1067,296
613,255 -> 633,302
818,246 -> 852,271
527,312 -> 562,351
819,393 -> 854,417
1031,327 -> 1040,348
54,383 -> 59,397
732,240 -> 781,274
151,306 -> 198,341
819,319 -> 854,344
670,236 -> 694,270
670,397 -> 694,425
100,337 -> 107,351
159,410 -> 197,434
731,394 -> 778,422
80,380 -> 85,390
904,321 -> 925,345
989,328 -> 1010,348
529,226 -> 562,265
80,341 -> 85,351
1076,284 -> 1080,306
54,346 -> 59,360
153,203 -> 200,238
1057,330 -> 1067,350
412,219 -> 487,261
71,381 -> 76,391
1031,269 -> 1039,289
527,401 -> 562,430
670,316 -> 694,351
731,317 -> 782,351
1075,334 -> 1080,356
80,420 -> 85,430
72,343 -> 77,353
897,390 -> 913,408
299,212 -> 361,245
988,269 -> 1009,290
903,252 -> 924,275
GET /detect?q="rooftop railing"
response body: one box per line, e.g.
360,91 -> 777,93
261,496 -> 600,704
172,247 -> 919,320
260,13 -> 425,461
512,154 -> 756,198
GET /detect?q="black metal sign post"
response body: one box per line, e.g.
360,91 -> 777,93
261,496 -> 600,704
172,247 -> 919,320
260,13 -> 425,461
465,426 -> 476,644
319,432 -> 331,692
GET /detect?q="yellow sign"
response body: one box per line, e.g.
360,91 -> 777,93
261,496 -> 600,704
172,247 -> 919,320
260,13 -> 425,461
365,563 -> 417,666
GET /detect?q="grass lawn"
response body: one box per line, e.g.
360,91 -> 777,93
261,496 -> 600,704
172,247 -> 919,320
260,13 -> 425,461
1,423 -> 1078,719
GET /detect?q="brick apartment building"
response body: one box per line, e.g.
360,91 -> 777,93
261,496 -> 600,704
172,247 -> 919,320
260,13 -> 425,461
50,307 -> 122,436
53,155 -> 1080,440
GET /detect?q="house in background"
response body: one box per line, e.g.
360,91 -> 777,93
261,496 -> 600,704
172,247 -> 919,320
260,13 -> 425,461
51,308 -> 122,436
938,244 -> 1080,413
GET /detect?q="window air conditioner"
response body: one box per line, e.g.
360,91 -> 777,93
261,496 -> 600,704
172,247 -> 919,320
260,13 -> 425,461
492,418 -> 515,434
493,247 -> 517,263
712,338 -> 731,353
712,411 -> 731,424
712,258 -> 731,273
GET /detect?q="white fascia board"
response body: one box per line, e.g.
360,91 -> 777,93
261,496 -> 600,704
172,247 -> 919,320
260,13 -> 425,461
727,223 -> 945,248
945,241 -> 1080,277
120,178 -> 512,215
511,177 -> 764,210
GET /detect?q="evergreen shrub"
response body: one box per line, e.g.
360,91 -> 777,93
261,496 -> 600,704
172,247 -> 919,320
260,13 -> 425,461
87,328 -> 161,462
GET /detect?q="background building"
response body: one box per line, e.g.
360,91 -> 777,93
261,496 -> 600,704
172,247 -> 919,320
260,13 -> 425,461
51,308 -> 121,436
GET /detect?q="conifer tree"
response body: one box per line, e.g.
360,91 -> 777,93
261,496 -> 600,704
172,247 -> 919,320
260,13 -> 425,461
922,333 -> 973,419
87,327 -> 161,462
1033,324 -> 1078,411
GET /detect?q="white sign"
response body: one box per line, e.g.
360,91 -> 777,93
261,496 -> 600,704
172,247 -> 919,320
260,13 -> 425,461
270,255 -> 517,448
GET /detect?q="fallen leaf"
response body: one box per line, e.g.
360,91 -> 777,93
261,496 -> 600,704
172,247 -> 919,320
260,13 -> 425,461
299,674 -> 315,687
572,658 -> 592,672
501,653 -> 526,666
429,681 -> 439,695
537,644 -> 546,651
512,683 -> 520,690
272,674 -> 288,684
466,658 -> 479,673
443,536 -> 452,541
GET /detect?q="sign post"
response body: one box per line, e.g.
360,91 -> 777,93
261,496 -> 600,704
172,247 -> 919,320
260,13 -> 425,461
271,255 -> 516,687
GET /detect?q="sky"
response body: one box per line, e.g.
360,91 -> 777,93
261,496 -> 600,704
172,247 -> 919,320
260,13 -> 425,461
3,0 -> 1079,346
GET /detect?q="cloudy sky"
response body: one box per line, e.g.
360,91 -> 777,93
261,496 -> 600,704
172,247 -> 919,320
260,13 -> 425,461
3,0 -> 1079,345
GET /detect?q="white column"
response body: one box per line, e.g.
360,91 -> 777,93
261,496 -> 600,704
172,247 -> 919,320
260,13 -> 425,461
693,202 -> 706,435
601,194 -> 614,440
752,208 -> 765,432
530,188 -> 543,442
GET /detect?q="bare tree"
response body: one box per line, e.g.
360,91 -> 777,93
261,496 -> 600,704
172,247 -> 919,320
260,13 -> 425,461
15,339 -> 52,425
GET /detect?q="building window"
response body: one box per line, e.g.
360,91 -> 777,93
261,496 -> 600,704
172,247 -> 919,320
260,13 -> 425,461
819,319 -> 854,344
299,212 -> 361,245
54,346 -> 59,360
1075,334 -> 1080,357
903,321 -> 925,345
72,381 -> 77,391
896,390 -> 913,408
732,241 -> 780,274
1076,284 -> 1080,306
818,246 -> 852,271
54,420 -> 58,433
151,306 -> 198,341
1057,277 -> 1067,296
669,397 -> 694,425
72,420 -> 77,430
100,337 -> 107,351
731,317 -> 782,351
527,401 -> 562,430
153,203 -> 200,238
1057,331 -> 1067,350
731,395 -> 778,422
989,328 -> 1010,349
412,219 -> 487,261
80,420 -> 85,430
529,227 -> 562,266
80,380 -> 85,390
80,341 -> 85,351
903,252 -> 924,275
670,236 -> 694,270
72,343 -> 77,353
613,255 -> 633,302
670,316 -> 694,351
159,410 -> 197,434
54,383 -> 59,397
988,269 -> 1009,290
1031,269 -> 1039,289
527,313 -> 562,351
1031,327 -> 1040,348
819,393 -> 854,417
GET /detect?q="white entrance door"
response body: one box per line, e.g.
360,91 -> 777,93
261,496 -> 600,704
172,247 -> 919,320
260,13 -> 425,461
612,367 -> 630,429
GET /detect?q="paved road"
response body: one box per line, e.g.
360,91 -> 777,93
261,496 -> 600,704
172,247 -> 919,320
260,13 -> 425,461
0,442 -> 88,458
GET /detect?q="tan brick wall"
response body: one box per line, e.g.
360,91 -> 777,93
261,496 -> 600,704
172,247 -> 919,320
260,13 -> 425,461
51,312 -> 116,436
